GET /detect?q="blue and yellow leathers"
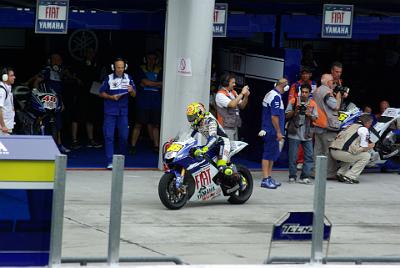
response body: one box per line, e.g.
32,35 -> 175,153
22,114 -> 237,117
99,73 -> 136,164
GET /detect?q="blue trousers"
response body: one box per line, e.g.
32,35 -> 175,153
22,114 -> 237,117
103,114 -> 129,164
288,138 -> 313,179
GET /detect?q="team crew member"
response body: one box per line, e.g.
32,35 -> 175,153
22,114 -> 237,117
258,78 -> 289,189
99,58 -> 136,169
329,114 -> 375,184
130,52 -> 163,154
30,53 -> 70,153
215,73 -> 250,141
0,67 -> 16,135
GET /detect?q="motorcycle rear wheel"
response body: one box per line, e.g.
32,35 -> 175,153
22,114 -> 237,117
158,173 -> 189,210
228,164 -> 253,204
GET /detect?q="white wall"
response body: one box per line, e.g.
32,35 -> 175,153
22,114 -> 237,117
159,0 -> 215,168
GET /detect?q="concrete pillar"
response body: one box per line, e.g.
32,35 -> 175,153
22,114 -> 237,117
159,0 -> 215,168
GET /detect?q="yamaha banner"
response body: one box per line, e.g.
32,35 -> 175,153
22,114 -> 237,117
35,0 -> 69,34
213,3 -> 228,37
322,4 -> 353,39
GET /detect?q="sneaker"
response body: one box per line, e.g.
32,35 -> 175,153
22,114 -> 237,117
260,177 -> 277,189
270,178 -> 281,187
349,178 -> 359,184
58,145 -> 71,153
106,163 -> 113,170
288,177 -> 296,183
296,163 -> 303,170
70,140 -> 81,150
336,174 -> 345,182
298,178 -> 313,185
338,175 -> 353,184
87,140 -> 103,148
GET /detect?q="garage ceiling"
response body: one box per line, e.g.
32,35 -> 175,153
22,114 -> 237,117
1,0 -> 400,15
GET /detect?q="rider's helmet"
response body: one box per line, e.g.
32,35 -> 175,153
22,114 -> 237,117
186,102 -> 206,127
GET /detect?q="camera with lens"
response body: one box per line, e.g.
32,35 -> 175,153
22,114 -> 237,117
333,85 -> 350,95
298,102 -> 307,115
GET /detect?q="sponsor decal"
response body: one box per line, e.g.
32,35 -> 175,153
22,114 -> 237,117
197,185 -> 221,200
194,167 -> 212,189
281,224 -> 313,234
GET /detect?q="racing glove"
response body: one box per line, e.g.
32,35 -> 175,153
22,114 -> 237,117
258,130 -> 266,137
194,146 -> 209,157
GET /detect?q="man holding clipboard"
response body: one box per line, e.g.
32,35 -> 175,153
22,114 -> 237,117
99,58 -> 136,169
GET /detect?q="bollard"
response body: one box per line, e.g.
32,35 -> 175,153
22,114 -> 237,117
311,155 -> 327,264
49,154 -> 68,266
107,155 -> 125,265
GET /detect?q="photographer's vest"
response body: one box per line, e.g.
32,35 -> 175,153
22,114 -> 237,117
216,88 -> 242,128
287,97 -> 317,139
313,85 -> 339,131
330,123 -> 363,154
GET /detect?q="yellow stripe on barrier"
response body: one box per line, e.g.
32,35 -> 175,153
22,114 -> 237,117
0,161 -> 55,182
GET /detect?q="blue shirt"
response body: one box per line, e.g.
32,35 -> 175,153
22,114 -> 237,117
99,73 -> 136,115
136,65 -> 162,109
261,88 -> 285,136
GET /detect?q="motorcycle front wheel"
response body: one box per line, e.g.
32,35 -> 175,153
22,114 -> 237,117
158,173 -> 189,210
228,164 -> 253,204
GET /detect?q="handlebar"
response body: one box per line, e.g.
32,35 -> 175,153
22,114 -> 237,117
189,147 -> 218,169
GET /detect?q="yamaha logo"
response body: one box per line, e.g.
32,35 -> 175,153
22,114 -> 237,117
0,141 -> 9,155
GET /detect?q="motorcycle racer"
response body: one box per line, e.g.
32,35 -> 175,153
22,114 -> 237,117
186,102 -> 234,176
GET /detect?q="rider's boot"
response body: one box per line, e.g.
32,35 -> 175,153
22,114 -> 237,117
217,160 -> 246,190
217,159 -> 233,176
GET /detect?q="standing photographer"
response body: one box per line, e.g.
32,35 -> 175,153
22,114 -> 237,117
285,84 -> 318,184
330,61 -> 352,111
313,74 -> 342,180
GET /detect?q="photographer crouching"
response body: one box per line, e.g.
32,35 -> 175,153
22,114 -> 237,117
285,84 -> 318,184
329,114 -> 375,184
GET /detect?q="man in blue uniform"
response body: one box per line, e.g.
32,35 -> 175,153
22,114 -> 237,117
130,52 -> 163,154
258,78 -> 289,189
99,58 -> 136,169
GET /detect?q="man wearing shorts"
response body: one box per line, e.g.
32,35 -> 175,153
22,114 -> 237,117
258,78 -> 289,189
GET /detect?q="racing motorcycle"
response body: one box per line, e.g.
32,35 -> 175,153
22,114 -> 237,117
338,104 -> 400,167
13,83 -> 62,136
158,131 -> 253,210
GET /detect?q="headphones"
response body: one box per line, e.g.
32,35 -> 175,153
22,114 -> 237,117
1,68 -> 9,82
111,57 -> 128,71
220,73 -> 233,87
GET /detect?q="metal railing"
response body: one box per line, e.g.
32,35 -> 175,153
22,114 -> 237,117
49,154 -> 184,266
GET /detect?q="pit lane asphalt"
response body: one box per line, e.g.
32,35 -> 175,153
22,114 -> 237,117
61,169 -> 400,264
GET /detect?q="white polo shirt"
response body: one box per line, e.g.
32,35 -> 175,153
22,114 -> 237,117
0,81 -> 15,130
357,126 -> 370,148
